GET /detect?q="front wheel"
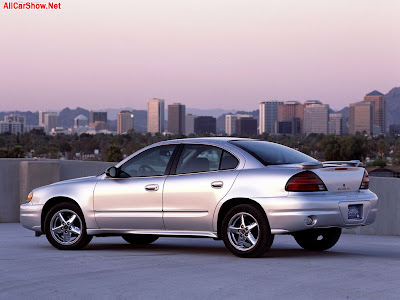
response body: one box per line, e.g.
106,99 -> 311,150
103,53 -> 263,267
293,227 -> 341,251
44,203 -> 92,250
221,204 -> 274,258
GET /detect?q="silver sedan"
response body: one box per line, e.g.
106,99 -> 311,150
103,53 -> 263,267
20,138 -> 378,257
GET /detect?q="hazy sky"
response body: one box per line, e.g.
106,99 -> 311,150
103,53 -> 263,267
1,0 -> 399,111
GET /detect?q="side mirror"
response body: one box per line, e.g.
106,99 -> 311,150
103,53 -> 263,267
105,166 -> 119,178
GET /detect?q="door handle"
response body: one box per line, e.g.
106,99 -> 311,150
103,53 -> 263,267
211,181 -> 223,188
145,184 -> 159,191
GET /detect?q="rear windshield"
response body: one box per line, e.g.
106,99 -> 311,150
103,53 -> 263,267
230,140 -> 317,165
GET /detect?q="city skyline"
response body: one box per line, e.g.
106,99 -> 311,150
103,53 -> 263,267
1,0 -> 399,112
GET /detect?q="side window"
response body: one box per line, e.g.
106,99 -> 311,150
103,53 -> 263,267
120,145 -> 176,178
175,145 -> 238,174
220,151 -> 239,170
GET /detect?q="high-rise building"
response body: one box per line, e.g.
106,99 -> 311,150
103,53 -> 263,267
4,114 -> 26,126
364,90 -> 386,134
194,116 -> 216,135
147,98 -> 165,134
328,113 -> 343,135
2,114 -> 26,133
349,102 -> 373,135
277,101 -> 304,134
259,101 -> 283,134
225,114 -> 251,135
117,111 -> 134,134
304,103 -> 329,135
44,113 -> 60,134
74,115 -> 88,128
39,111 -> 57,127
185,114 -> 196,135
236,117 -> 257,137
0,120 -> 23,134
89,111 -> 107,125
168,103 -> 185,135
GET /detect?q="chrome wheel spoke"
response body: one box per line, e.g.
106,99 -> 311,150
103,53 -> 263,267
238,235 -> 246,247
248,222 -> 258,230
70,225 -> 81,235
67,214 -> 77,224
52,225 -> 63,234
58,212 -> 67,224
228,226 -> 241,234
247,232 -> 257,245
62,231 -> 71,242
240,214 -> 246,227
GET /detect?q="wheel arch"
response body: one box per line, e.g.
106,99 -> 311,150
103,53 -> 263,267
216,198 -> 270,239
41,197 -> 82,232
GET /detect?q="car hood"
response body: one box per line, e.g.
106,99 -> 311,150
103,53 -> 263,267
48,175 -> 100,186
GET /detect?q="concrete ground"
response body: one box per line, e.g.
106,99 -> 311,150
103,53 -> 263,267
0,224 -> 399,300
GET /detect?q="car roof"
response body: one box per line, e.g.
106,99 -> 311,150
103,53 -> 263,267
156,137 -> 253,145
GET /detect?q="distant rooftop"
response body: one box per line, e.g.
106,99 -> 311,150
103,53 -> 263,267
366,90 -> 384,96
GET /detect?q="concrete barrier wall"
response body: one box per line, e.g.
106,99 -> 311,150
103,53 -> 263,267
1,160 -> 399,235
344,177 -> 400,236
0,159 -> 114,223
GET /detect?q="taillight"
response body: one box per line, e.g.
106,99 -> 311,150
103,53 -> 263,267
285,171 -> 327,192
360,170 -> 369,189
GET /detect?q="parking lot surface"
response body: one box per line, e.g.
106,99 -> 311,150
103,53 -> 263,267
1,223 -> 399,299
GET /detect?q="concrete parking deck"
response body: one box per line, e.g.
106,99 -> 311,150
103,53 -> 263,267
1,224 -> 399,299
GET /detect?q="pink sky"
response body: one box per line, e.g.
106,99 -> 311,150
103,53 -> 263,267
0,0 -> 399,111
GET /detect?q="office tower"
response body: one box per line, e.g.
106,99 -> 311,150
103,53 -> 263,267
349,102 -> 373,135
3,114 -> 26,133
147,98 -> 165,134
236,117 -> 257,137
194,116 -> 216,135
89,111 -> 107,125
39,111 -> 57,127
277,119 -> 300,135
168,103 -> 185,135
328,113 -> 343,135
364,90 -> 386,134
74,115 -> 88,128
117,111 -> 134,134
0,120 -> 23,134
225,114 -> 251,135
4,114 -> 26,126
44,113 -> 60,134
185,114 -> 196,135
277,101 -> 304,134
304,103 -> 329,135
259,101 -> 283,134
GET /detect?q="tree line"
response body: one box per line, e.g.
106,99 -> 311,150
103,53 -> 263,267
0,129 -> 399,165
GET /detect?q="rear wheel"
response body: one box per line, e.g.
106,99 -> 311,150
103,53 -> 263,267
122,234 -> 159,245
293,227 -> 341,251
221,204 -> 274,258
44,202 -> 92,250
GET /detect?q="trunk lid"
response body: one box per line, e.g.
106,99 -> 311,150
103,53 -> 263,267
311,166 -> 364,193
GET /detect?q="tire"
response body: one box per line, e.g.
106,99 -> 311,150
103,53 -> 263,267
44,202 -> 93,250
221,204 -> 274,258
122,234 -> 159,245
293,227 -> 341,251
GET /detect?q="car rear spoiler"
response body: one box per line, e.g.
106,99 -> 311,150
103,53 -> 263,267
298,160 -> 363,169
322,160 -> 363,167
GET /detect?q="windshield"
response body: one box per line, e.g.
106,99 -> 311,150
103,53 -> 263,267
230,140 -> 317,165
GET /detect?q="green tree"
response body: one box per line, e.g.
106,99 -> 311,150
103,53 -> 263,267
105,144 -> 123,162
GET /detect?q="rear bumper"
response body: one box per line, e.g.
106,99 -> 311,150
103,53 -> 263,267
255,190 -> 378,234
20,203 -> 43,233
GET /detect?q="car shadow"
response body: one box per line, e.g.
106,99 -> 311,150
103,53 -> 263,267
34,237 -> 400,260
80,238 -> 349,258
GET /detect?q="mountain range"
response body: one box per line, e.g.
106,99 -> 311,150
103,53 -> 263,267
1,87 -> 399,133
